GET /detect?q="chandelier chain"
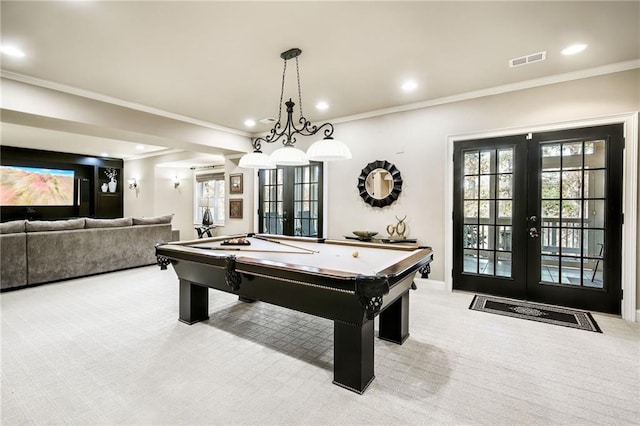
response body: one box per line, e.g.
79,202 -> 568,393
295,56 -> 303,119
277,58 -> 288,124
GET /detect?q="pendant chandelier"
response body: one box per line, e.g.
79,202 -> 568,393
239,48 -> 352,169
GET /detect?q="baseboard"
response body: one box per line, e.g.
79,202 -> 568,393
414,277 -> 446,291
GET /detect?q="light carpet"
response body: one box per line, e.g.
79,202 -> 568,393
1,266 -> 639,425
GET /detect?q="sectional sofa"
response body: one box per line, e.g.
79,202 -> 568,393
0,214 -> 174,290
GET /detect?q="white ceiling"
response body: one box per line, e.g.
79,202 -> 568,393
1,1 -> 638,159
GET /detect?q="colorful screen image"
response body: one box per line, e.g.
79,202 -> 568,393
1,165 -> 75,206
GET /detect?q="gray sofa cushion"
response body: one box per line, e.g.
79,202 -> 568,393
133,214 -> 174,225
26,218 -> 86,232
1,233 -> 27,289
85,217 -> 133,228
26,223 -> 172,285
0,220 -> 26,234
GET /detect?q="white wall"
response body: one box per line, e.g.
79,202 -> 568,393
219,158 -> 254,236
124,69 -> 639,307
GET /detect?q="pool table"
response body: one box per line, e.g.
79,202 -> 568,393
156,234 -> 433,394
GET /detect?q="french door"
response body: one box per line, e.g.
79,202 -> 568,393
453,124 -> 624,314
258,163 -> 323,237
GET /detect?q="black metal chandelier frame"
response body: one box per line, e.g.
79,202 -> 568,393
251,48 -> 335,153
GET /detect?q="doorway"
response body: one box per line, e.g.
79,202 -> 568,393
258,163 -> 323,237
453,124 -> 624,314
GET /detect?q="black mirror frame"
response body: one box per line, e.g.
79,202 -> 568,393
357,160 -> 403,208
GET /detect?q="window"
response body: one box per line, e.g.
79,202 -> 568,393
194,172 -> 225,225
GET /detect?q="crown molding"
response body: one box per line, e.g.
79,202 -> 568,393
0,70 -> 252,138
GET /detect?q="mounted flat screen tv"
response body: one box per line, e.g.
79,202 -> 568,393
1,165 -> 75,206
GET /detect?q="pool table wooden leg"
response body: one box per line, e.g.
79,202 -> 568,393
378,290 -> 410,344
179,279 -> 209,324
333,320 -> 375,394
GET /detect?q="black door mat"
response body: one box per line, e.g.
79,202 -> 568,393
469,294 -> 602,333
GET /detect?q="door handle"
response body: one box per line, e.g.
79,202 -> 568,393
529,227 -> 539,238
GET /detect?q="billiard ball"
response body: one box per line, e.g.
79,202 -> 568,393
352,250 -> 359,258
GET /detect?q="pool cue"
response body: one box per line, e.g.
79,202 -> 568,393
252,234 -> 319,253
195,246 -> 313,254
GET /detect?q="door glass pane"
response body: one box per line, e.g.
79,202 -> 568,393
542,144 -> 561,170
497,201 -> 512,221
541,200 -> 559,221
479,175 -> 493,199
479,151 -> 494,174
541,255 -> 559,283
560,257 -> 581,285
479,200 -> 491,220
584,170 -> 605,198
464,176 -> 479,198
460,147 -> 513,278
464,249 -> 478,273
561,200 -> 582,226
584,200 -> 605,228
464,200 -> 478,220
478,225 -> 494,250
583,258 -> 604,289
498,149 -> 513,173
541,226 -> 559,255
497,226 -> 512,251
479,251 -> 494,275
538,138 -> 608,289
498,175 -> 512,199
541,172 -> 560,198
464,225 -> 479,248
496,252 -> 512,277
583,230 -> 604,257
464,152 -> 479,175
562,171 -> 582,198
585,140 -> 606,168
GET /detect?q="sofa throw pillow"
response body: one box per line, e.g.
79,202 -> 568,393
132,213 -> 174,225
26,218 -> 86,232
85,217 -> 133,228
0,219 -> 26,234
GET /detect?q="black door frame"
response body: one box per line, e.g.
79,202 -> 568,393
525,125 -> 624,314
452,134 -> 528,299
446,116 -> 636,320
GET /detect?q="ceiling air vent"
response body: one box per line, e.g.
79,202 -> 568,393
259,117 -> 277,124
509,51 -> 547,68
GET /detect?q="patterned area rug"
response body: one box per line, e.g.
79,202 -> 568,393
469,295 -> 602,333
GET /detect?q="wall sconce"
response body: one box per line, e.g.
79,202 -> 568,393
172,176 -> 180,189
128,178 -> 138,190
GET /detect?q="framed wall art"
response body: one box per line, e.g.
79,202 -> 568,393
229,173 -> 243,194
229,198 -> 243,219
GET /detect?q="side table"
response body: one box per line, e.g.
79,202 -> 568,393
194,225 -> 216,238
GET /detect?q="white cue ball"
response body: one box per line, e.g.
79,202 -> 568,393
352,250 -> 359,258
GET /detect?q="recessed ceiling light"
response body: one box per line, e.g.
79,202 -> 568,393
0,45 -> 26,58
135,145 -> 145,151
101,152 -> 109,157
244,119 -> 256,127
316,101 -> 329,111
401,80 -> 418,92
562,43 -> 587,56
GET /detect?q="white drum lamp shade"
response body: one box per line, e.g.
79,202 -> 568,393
306,137 -> 352,161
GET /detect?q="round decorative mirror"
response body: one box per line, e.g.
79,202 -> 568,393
357,160 -> 403,207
